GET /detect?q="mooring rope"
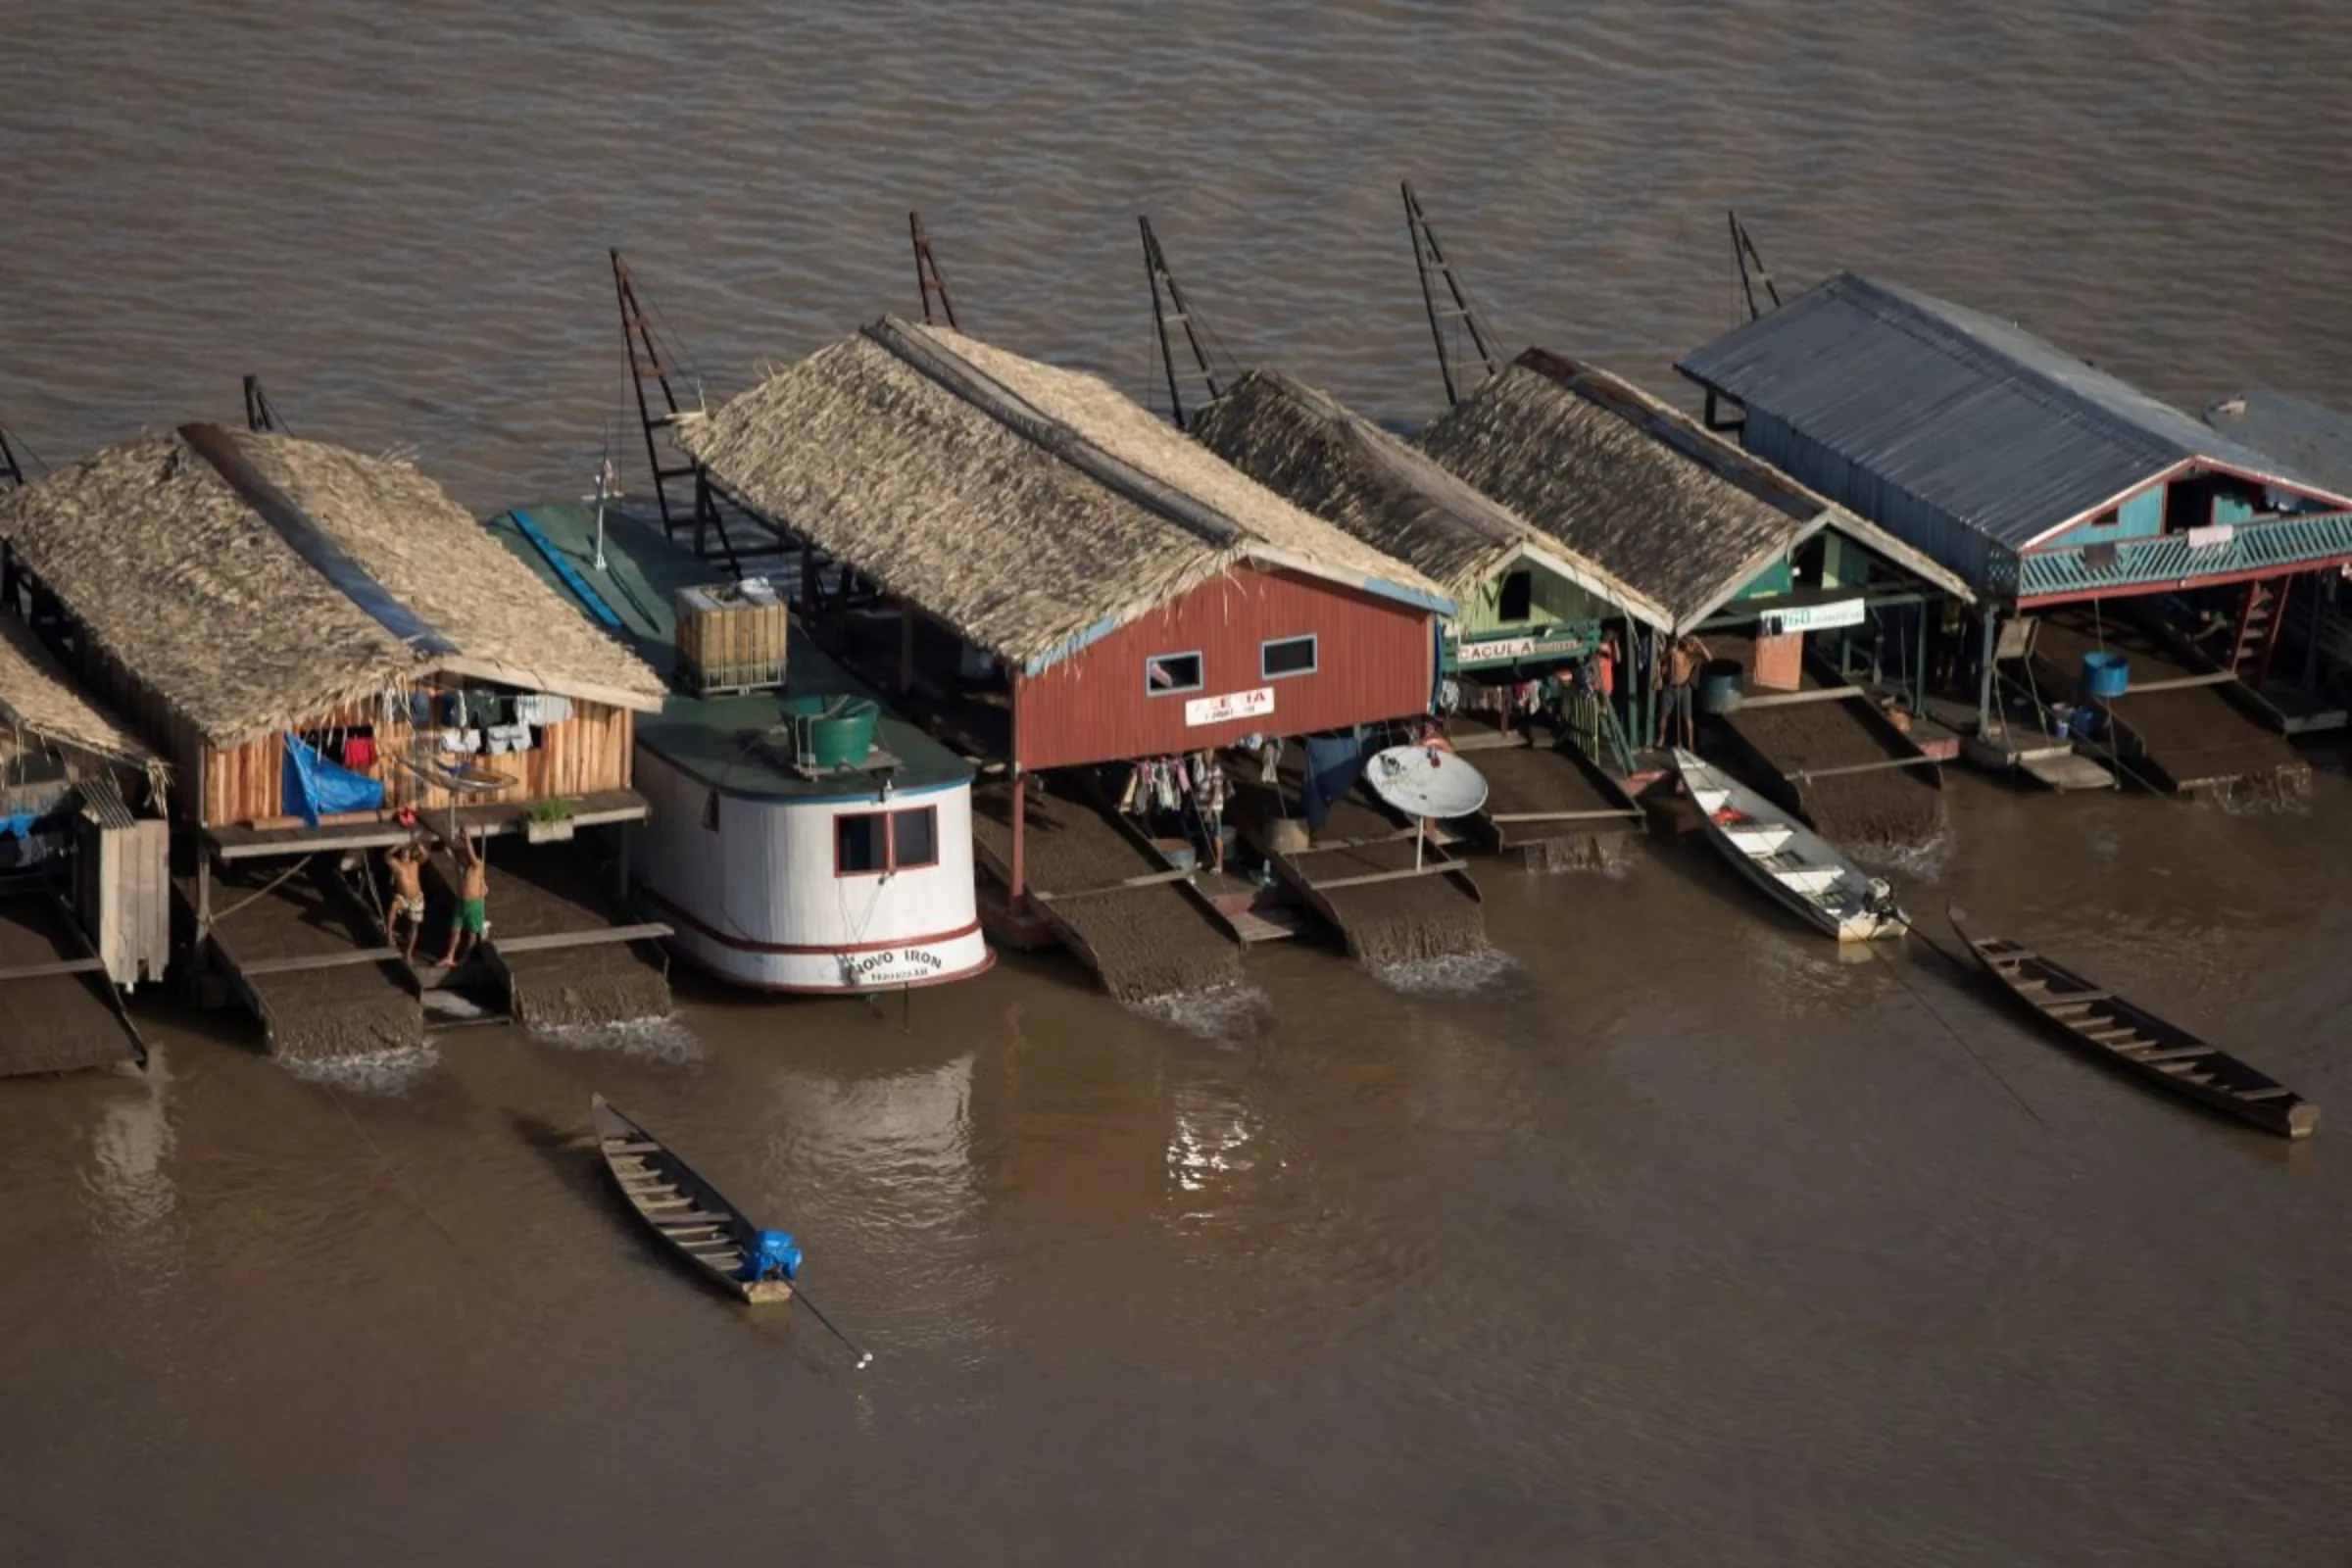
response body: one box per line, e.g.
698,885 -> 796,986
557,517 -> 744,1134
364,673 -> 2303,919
1868,914 -> 2048,1129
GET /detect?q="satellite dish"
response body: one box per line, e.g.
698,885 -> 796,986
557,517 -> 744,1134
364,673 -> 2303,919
1364,744 -> 1489,819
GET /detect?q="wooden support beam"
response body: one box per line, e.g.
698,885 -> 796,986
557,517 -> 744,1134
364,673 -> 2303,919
0,956 -> 108,983
1302,863 -> 1460,893
1784,757 -> 1939,784
235,947 -> 407,976
1486,808 -> 1644,824
488,923 -> 672,956
1029,868 -> 1195,904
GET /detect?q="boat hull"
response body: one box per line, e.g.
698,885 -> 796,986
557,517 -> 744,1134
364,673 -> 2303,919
591,1096 -> 800,1301
1950,910 -> 2317,1139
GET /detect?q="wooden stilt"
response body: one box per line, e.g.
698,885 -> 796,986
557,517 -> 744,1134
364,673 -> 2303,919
1009,772 -> 1027,907
1978,610 -> 2000,728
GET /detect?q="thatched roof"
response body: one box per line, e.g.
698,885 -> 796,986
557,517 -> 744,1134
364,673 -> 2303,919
0,428 -> 666,747
0,615 -> 154,767
1190,369 -> 1672,629
676,319 -> 1452,671
1419,349 -> 1971,629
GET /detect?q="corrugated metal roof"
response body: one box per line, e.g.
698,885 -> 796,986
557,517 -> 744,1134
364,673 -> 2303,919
2203,389 -> 2352,500
1677,273 -> 2352,549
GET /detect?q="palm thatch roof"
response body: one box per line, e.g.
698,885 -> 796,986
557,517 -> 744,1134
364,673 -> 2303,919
676,319 -> 1452,672
1189,369 -> 1672,629
0,614 -> 154,767
1420,351 -> 1975,631
0,428 -> 666,748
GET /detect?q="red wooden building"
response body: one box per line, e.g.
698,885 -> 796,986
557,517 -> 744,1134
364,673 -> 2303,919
678,317 -> 1451,902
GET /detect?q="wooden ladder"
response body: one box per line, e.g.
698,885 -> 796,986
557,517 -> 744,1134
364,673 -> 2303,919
2230,575 -> 2292,688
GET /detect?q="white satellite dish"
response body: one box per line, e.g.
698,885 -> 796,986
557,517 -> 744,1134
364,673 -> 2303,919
1364,744 -> 1490,819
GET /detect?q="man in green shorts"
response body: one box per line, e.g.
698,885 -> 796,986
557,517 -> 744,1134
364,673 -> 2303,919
436,829 -> 491,967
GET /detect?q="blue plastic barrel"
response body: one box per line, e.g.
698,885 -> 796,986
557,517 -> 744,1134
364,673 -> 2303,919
1696,662 -> 1745,715
2080,651 -> 2129,700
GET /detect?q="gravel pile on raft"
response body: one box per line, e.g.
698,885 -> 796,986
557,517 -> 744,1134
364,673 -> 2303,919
506,947 -> 672,1028
451,845 -> 672,1027
206,864 -> 422,1059
2100,686 -> 2312,799
1470,743 -> 1642,872
1281,786 -> 1487,965
0,899 -> 137,1073
1724,698 -> 1945,851
972,782 -> 1241,1003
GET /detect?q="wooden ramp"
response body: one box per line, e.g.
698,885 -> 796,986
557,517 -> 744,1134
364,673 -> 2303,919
1462,738 -> 1645,869
426,843 -> 671,1029
0,888 -> 143,1075
970,780 -> 1243,1003
1720,678 -> 1945,850
196,860 -> 422,1060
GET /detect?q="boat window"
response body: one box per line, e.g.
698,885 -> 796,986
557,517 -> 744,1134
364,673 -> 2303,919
1261,635 -> 1318,680
1146,652 -> 1203,695
835,811 -> 889,875
701,789 -> 720,832
1497,569 -> 1534,622
892,806 -> 939,870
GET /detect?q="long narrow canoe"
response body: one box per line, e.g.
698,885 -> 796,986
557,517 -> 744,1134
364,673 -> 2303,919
591,1095 -> 796,1302
1949,907 -> 2318,1139
1674,749 -> 1905,942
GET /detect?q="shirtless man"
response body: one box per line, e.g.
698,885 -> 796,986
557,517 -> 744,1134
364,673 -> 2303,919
382,840 -> 428,962
1656,633 -> 1711,751
436,830 -> 490,968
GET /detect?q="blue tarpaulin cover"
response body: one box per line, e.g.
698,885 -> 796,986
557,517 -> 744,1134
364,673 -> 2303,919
282,735 -> 385,828
1299,731 -> 1366,832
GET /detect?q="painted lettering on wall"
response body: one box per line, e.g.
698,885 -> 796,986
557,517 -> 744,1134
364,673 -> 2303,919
1183,686 -> 1275,727
840,947 -> 951,985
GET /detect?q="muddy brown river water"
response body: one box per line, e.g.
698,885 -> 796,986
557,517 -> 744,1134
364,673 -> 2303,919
6,3 -> 2352,1563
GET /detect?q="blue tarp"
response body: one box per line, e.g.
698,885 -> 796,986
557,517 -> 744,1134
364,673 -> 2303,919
282,735 -> 384,829
0,812 -> 35,840
1298,731 -> 1365,833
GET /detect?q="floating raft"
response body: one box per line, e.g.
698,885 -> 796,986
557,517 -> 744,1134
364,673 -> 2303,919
1691,634 -> 1945,850
969,779 -> 1242,1003
1953,907 -> 2317,1139
1457,737 -> 1644,870
2030,611 -> 2309,800
1231,758 -> 1485,967
195,860 -> 421,1060
0,890 -> 143,1075
428,844 -> 670,1029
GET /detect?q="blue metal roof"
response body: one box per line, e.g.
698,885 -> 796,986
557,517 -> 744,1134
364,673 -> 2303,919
2203,389 -> 2352,501
1677,273 -> 2352,549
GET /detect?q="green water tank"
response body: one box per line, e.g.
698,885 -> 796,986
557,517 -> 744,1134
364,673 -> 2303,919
779,694 -> 880,768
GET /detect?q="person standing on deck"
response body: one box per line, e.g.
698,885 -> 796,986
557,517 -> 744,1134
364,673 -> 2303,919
1656,634 -> 1710,750
382,838 -> 428,963
436,829 -> 490,967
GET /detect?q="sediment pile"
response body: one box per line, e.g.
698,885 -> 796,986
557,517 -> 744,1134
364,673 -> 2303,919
209,864 -> 422,1059
468,845 -> 672,1027
1298,835 -> 1488,964
1727,699 -> 1946,851
1472,744 -> 1642,873
0,898 -> 137,1074
2102,686 -> 2312,800
971,781 -> 1242,1002
505,946 -> 672,1028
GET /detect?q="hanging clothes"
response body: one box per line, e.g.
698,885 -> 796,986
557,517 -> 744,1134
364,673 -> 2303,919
1298,731 -> 1364,832
342,735 -> 377,770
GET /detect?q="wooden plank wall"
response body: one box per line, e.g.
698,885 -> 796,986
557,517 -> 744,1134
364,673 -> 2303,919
198,692 -> 635,827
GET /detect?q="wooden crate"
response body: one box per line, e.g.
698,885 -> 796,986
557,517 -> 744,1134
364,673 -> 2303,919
675,584 -> 789,695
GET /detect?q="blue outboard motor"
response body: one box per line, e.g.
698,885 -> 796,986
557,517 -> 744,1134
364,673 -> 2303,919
742,1230 -> 802,1284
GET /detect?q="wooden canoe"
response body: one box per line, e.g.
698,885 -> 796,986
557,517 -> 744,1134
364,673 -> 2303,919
1674,749 -> 1905,942
591,1095 -> 796,1302
1948,907 -> 2318,1139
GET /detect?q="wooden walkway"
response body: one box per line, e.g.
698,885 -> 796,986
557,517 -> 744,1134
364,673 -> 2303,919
195,860 -> 422,1059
